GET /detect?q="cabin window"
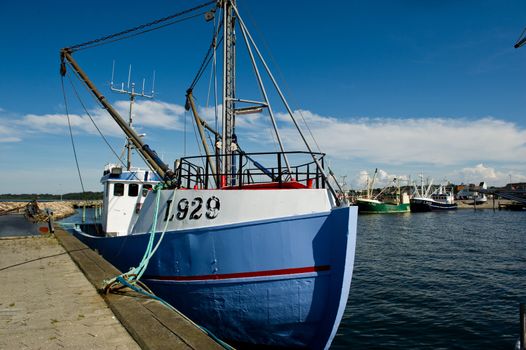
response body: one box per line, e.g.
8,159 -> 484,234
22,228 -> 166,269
114,183 -> 125,196
143,184 -> 153,197
129,183 -> 139,197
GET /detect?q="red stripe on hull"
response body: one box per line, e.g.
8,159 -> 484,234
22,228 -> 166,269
146,265 -> 331,281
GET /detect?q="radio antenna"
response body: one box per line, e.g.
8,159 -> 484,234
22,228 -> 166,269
110,61 -> 156,170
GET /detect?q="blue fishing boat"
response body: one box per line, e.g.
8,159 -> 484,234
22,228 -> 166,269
410,178 -> 457,212
60,1 -> 357,348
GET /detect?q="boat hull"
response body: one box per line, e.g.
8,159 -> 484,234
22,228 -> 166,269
410,198 -> 457,212
356,199 -> 410,214
69,205 -> 357,349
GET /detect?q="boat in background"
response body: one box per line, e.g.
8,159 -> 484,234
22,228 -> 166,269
410,178 -> 457,212
60,1 -> 357,348
456,181 -> 488,205
356,170 -> 410,214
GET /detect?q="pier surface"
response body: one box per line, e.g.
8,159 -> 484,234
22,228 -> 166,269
0,235 -> 140,349
0,230 -> 224,350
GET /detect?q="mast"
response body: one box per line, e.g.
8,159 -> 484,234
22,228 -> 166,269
222,0 -> 236,185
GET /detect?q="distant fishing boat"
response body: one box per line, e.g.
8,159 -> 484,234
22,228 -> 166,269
59,1 -> 358,348
410,177 -> 457,212
356,169 -> 410,214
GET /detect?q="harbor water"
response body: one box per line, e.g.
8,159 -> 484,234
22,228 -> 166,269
333,209 -> 526,349
5,208 -> 524,348
65,208 -> 526,348
0,214 -> 40,237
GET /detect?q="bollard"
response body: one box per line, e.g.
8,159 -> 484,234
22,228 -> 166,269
47,210 -> 55,233
492,195 -> 495,212
521,303 -> 525,350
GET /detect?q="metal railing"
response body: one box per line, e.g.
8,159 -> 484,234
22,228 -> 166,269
176,151 -> 327,190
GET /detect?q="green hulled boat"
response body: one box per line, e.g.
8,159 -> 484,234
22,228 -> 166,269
355,169 -> 410,214
356,197 -> 410,214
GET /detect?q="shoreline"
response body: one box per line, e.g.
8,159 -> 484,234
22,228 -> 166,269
0,200 -> 102,220
455,198 -> 514,209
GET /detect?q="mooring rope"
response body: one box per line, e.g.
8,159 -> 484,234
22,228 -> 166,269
110,275 -> 235,350
61,76 -> 86,192
101,186 -> 235,349
103,183 -> 166,288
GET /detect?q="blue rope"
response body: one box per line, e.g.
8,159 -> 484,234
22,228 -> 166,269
102,186 -> 234,350
134,183 -> 163,280
104,184 -> 163,287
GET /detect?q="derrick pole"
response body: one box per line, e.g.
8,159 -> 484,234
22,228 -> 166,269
186,89 -> 218,185
60,48 -> 174,183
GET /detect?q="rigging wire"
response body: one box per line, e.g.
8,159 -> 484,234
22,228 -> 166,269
188,30 -> 224,91
65,72 -> 125,167
68,1 -> 216,51
189,97 -> 208,171
191,119 -> 207,171
184,110 -> 187,157
64,65 -> 149,183
201,52 -> 219,160
188,9 -> 224,92
213,7 -> 222,133
514,27 -> 526,48
205,24 -> 217,108
73,12 -> 208,52
185,11 -> 223,174
206,15 -> 220,163
61,76 -> 86,192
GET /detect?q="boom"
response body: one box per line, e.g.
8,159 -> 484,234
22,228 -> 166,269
60,48 -> 175,184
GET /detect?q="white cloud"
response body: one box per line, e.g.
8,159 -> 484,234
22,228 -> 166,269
14,99 -> 189,138
452,163 -> 526,186
18,110 -> 123,136
240,110 -> 526,167
0,122 -> 21,143
115,100 -> 186,131
0,136 -> 21,143
457,163 -> 498,182
228,109 -> 526,187
3,102 -> 526,188
351,168 -> 410,190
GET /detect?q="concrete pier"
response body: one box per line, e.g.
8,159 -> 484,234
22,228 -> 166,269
0,235 -> 141,349
0,230 -> 224,350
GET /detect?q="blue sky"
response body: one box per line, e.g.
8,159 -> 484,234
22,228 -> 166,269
1,0 -> 526,194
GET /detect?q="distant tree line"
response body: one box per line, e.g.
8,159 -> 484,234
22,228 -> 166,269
0,191 -> 103,201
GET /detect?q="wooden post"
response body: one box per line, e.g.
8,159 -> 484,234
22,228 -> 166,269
493,195 -> 495,212
521,303 -> 526,350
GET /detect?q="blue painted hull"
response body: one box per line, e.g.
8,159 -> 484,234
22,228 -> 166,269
410,198 -> 457,212
69,206 -> 357,348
